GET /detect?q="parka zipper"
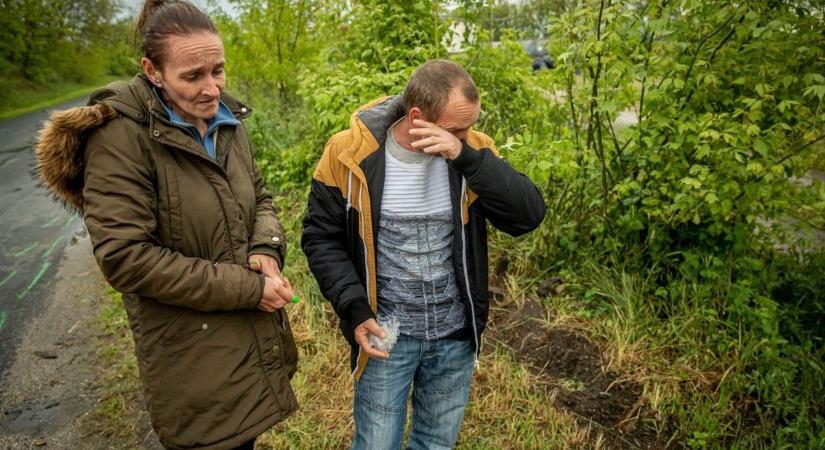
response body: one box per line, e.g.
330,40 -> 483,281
460,177 -> 481,369
353,179 -> 368,377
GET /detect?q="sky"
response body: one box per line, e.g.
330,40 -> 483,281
119,0 -> 238,20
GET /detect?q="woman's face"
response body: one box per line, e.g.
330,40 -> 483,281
142,32 -> 226,123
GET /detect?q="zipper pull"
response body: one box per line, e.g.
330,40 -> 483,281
473,355 -> 480,370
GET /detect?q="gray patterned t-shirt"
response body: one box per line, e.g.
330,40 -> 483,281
375,124 -> 466,340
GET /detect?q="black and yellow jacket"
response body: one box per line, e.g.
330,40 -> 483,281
301,96 -> 546,380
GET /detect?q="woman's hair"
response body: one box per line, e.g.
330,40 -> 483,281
136,0 -> 218,67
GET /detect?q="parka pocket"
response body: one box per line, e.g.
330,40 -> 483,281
251,309 -> 299,379
157,309 -> 216,347
161,164 -> 184,245
274,309 -> 299,378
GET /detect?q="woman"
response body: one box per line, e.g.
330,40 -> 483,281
35,1 -> 299,448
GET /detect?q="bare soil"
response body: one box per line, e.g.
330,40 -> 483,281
486,285 -> 682,449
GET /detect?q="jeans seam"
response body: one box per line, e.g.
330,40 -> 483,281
415,374 -> 472,395
356,392 -> 406,413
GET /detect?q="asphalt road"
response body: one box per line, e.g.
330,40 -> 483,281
0,98 -> 88,377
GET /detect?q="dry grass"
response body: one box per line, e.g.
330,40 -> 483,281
255,261 -> 590,449
458,345 -> 592,450
89,266 -> 605,449
81,287 -> 149,447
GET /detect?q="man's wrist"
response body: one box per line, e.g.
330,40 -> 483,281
448,141 -> 484,173
446,139 -> 463,160
344,298 -> 375,328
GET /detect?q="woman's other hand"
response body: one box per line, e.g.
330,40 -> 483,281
250,254 -> 294,312
248,254 -> 281,279
259,275 -> 294,312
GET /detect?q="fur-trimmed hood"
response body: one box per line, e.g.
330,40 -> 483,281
35,102 -> 119,211
35,74 -> 250,212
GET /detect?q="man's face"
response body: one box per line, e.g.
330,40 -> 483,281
426,89 -> 481,141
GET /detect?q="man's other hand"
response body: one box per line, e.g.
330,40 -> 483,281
409,119 -> 463,160
354,318 -> 389,359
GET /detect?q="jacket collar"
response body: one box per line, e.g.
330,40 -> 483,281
88,74 -> 253,125
86,74 -> 251,164
339,95 -> 405,171
151,86 -> 240,146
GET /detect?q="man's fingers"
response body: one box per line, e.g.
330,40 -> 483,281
355,335 -> 389,359
354,319 -> 388,358
408,127 -> 442,138
365,346 -> 390,359
412,118 -> 436,128
364,320 -> 387,339
421,143 -> 449,155
410,137 -> 439,148
248,258 -> 262,272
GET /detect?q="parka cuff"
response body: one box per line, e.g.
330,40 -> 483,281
448,141 -> 487,176
343,298 -> 374,328
251,273 -> 266,310
249,245 -> 285,270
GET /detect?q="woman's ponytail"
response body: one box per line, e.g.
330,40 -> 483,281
135,0 -> 217,67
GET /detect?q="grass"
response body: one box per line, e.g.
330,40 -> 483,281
86,286 -> 596,450
78,190 -> 675,449
0,76 -> 121,121
81,287 -> 147,446
83,213 -> 607,449
81,189 -> 825,449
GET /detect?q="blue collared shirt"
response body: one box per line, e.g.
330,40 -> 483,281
153,88 -> 240,159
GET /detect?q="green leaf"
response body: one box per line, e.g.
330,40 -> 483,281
802,85 -> 825,100
753,140 -> 769,156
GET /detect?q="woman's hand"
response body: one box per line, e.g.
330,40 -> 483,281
248,254 -> 282,279
259,275 -> 294,312
249,254 -> 294,312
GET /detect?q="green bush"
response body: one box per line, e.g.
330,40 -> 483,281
223,0 -> 825,446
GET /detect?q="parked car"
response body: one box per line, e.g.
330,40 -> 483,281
523,40 -> 555,71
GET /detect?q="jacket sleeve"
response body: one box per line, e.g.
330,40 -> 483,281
301,145 -> 374,343
449,141 -> 547,236
245,129 -> 287,269
81,119 -> 264,312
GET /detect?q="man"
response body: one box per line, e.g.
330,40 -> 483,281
302,59 -> 546,449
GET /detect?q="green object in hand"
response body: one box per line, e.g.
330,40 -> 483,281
292,296 -> 300,304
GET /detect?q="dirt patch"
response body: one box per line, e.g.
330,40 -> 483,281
486,289 -> 679,449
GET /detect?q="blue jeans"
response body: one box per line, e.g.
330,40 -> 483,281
352,335 -> 475,450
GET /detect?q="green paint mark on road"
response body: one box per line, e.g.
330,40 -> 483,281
40,215 -> 62,229
0,271 -> 17,288
0,311 -> 7,332
63,216 -> 76,228
14,242 -> 38,257
17,261 -> 51,300
42,236 -> 65,258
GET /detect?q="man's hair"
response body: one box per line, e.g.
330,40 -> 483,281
403,59 -> 479,120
